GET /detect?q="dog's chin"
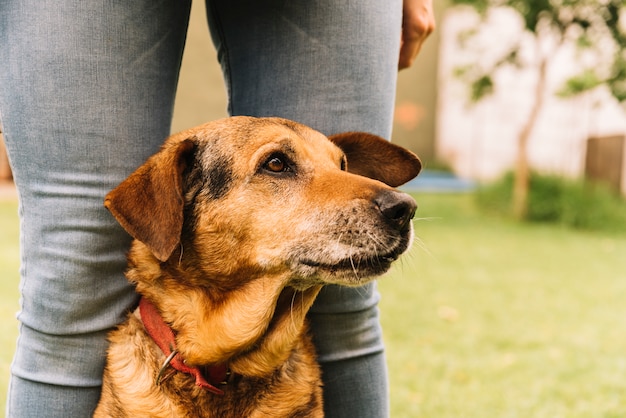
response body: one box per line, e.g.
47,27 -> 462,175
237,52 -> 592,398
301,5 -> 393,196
289,253 -> 399,288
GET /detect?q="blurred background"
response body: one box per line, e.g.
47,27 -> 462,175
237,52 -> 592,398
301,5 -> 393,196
3,0 -> 626,197
2,1 -> 626,416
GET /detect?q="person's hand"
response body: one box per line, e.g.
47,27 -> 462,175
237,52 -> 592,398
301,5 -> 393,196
399,0 -> 436,70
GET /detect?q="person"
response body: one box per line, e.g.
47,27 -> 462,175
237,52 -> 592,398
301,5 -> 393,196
0,0 -> 435,416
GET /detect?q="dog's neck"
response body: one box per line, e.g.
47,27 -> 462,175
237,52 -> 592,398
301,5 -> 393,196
129,246 -> 324,379
128,240 -> 325,378
139,297 -> 229,395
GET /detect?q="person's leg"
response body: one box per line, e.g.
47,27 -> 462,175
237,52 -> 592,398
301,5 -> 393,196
306,286 -> 390,417
206,1 -> 402,416
0,1 -> 191,416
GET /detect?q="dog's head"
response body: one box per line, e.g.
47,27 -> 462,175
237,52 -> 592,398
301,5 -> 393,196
106,116 -> 421,288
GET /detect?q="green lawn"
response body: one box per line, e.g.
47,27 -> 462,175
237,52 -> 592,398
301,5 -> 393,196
2,194 -> 626,416
381,193 -> 626,417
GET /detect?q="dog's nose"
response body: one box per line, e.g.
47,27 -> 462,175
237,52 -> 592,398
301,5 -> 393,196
375,190 -> 417,231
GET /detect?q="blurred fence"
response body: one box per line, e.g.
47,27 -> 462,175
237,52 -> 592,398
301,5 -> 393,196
585,135 -> 624,194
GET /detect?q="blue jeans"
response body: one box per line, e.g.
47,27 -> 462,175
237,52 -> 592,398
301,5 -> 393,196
0,0 -> 402,416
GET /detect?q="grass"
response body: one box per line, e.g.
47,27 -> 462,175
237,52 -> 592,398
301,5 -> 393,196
2,194 -> 626,416
381,193 -> 626,417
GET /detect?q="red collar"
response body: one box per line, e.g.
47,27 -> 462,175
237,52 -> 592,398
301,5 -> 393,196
139,297 -> 228,395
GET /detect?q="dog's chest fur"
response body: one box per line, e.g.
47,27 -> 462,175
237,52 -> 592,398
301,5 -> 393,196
97,310 -> 323,418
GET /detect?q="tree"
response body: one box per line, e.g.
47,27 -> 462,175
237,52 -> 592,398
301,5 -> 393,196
450,0 -> 626,219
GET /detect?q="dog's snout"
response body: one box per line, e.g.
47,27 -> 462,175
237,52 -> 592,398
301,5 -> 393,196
375,190 -> 417,231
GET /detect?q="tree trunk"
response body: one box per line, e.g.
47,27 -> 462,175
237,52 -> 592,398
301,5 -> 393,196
512,55 -> 548,220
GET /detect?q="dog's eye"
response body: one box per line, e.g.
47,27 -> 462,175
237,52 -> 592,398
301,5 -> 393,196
263,154 -> 291,173
340,157 -> 347,171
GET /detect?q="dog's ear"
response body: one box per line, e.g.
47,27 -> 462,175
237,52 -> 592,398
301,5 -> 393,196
329,132 -> 421,187
105,138 -> 195,262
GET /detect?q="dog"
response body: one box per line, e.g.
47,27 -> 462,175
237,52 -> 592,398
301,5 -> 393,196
94,116 -> 421,417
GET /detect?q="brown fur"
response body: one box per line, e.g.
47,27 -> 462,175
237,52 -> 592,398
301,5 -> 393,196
94,116 -> 421,417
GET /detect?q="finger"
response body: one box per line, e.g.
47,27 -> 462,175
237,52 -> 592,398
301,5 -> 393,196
398,34 -> 426,70
398,0 -> 436,70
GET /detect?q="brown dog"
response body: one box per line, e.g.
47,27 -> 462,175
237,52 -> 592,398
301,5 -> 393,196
94,116 -> 421,417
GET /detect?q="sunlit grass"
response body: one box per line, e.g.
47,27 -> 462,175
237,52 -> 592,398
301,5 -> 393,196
381,193 -> 626,417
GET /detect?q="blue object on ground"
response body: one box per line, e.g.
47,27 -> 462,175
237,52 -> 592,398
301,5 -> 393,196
400,170 -> 475,193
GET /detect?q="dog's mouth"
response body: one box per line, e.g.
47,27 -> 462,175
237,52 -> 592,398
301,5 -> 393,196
301,253 -> 395,273
287,220 -> 413,286
296,248 -> 404,285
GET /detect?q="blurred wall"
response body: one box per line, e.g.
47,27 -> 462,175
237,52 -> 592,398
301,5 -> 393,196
172,1 -> 228,133
173,1 -> 441,163
392,1 -> 444,164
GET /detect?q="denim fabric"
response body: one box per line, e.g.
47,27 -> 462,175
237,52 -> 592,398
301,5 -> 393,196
206,0 -> 401,138
0,0 -> 402,416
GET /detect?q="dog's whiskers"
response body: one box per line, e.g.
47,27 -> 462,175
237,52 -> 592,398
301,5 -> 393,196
365,231 -> 386,248
178,243 -> 184,265
411,234 -> 434,259
289,289 -> 299,331
413,216 -> 441,222
348,243 -> 361,282
332,232 -> 345,258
